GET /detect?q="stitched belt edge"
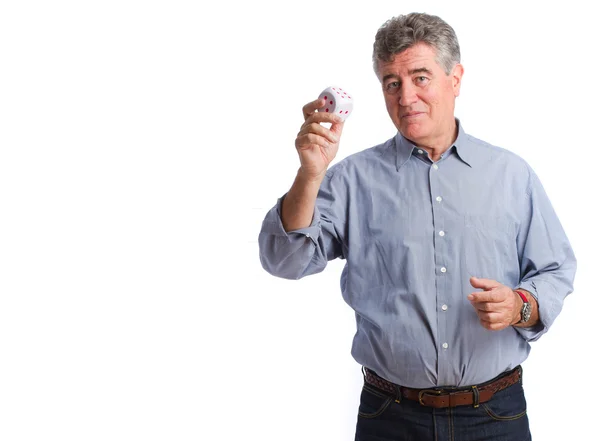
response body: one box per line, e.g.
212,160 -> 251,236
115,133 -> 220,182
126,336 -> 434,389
363,366 -> 522,408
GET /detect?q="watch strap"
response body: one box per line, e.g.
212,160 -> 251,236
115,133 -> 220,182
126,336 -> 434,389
515,289 -> 529,303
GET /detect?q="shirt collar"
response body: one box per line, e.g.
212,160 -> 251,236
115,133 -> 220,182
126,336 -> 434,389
394,119 -> 475,170
452,120 -> 476,168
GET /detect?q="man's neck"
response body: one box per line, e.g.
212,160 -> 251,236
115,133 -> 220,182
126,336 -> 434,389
411,121 -> 458,162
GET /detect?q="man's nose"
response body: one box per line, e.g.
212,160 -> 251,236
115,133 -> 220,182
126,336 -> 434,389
398,84 -> 418,107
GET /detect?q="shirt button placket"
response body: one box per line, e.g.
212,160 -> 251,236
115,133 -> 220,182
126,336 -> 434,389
431,160 -> 449,380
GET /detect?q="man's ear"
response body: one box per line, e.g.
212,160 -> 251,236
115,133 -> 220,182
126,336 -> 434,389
452,63 -> 464,97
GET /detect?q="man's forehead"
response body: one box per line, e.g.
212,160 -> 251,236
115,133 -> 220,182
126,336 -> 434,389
382,49 -> 437,69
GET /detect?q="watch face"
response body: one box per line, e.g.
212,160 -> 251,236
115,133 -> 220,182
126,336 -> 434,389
522,303 -> 532,323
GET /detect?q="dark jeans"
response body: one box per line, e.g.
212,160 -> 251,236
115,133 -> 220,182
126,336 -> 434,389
355,370 -> 531,441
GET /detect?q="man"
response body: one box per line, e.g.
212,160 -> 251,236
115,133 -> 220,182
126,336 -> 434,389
258,12 -> 576,440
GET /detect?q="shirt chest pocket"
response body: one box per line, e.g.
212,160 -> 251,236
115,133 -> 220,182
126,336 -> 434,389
362,187 -> 417,240
464,215 -> 515,236
462,214 -> 518,282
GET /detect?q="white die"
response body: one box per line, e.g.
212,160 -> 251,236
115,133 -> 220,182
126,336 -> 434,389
317,86 -> 353,121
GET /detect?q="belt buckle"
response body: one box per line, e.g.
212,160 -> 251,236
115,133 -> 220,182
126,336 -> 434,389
418,389 -> 442,406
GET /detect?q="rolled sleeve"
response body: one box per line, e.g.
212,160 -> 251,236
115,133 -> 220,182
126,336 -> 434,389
513,169 -> 577,342
258,169 -> 346,280
513,280 -> 552,341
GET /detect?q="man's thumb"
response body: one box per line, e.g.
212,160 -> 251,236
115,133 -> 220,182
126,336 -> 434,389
470,276 -> 499,290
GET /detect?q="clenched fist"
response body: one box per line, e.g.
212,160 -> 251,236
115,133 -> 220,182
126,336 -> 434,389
468,277 -> 523,331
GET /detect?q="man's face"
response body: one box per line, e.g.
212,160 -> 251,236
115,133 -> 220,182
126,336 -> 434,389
377,43 -> 463,147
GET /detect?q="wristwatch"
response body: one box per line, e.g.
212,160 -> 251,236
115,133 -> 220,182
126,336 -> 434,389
515,289 -> 532,324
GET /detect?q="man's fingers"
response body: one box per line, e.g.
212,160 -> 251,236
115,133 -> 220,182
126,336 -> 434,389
296,133 -> 333,151
302,98 -> 327,120
302,99 -> 345,125
303,109 -> 344,126
297,122 -> 340,145
476,310 -> 503,322
330,117 -> 345,135
470,301 -> 497,312
468,290 -> 503,303
478,318 -> 505,331
469,276 -> 501,291
468,282 -> 516,331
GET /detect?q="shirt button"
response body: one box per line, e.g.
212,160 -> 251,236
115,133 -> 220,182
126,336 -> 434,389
418,149 -> 423,154
439,231 -> 445,237
440,267 -> 447,273
433,164 -> 439,170
442,343 -> 449,349
436,196 -> 442,202
442,304 -> 448,311
305,234 -> 310,238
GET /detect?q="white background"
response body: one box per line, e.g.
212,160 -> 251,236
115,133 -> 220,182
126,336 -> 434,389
0,1 -> 597,440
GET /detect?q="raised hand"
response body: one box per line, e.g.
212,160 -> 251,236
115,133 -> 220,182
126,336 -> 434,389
294,97 -> 345,182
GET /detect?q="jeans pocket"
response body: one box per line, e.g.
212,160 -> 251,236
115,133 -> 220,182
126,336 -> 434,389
480,382 -> 527,421
358,385 -> 394,419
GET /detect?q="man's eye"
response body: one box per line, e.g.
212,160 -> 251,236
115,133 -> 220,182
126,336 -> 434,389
386,81 -> 400,90
416,76 -> 429,84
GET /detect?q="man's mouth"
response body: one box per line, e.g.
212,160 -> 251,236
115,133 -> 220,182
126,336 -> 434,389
402,112 -> 424,118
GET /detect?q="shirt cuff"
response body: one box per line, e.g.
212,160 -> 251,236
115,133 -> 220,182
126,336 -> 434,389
513,280 -> 552,342
261,194 -> 321,245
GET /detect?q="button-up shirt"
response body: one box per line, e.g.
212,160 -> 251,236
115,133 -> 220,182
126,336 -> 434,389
258,121 -> 576,388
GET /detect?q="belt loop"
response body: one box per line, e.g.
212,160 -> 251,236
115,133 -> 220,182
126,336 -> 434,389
472,385 -> 480,408
518,365 -> 523,384
394,384 -> 402,404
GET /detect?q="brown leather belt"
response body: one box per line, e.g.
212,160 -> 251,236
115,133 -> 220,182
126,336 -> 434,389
363,366 -> 522,408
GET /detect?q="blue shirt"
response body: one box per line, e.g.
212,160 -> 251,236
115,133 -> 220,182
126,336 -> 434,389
258,121 -> 576,388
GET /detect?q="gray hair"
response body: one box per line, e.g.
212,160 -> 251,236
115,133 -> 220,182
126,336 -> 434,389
372,13 -> 461,76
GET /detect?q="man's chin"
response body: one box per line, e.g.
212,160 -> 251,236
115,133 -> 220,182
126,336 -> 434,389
398,123 -> 427,142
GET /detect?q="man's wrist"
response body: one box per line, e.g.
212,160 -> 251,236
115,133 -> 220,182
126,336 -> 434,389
513,289 -> 533,327
511,290 -> 525,325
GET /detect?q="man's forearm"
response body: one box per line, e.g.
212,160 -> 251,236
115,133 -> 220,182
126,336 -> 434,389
281,168 -> 324,232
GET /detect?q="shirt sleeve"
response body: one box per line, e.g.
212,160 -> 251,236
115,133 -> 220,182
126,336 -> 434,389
513,167 -> 577,342
258,168 -> 346,280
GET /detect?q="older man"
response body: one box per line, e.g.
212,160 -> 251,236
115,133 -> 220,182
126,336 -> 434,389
258,12 -> 575,440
